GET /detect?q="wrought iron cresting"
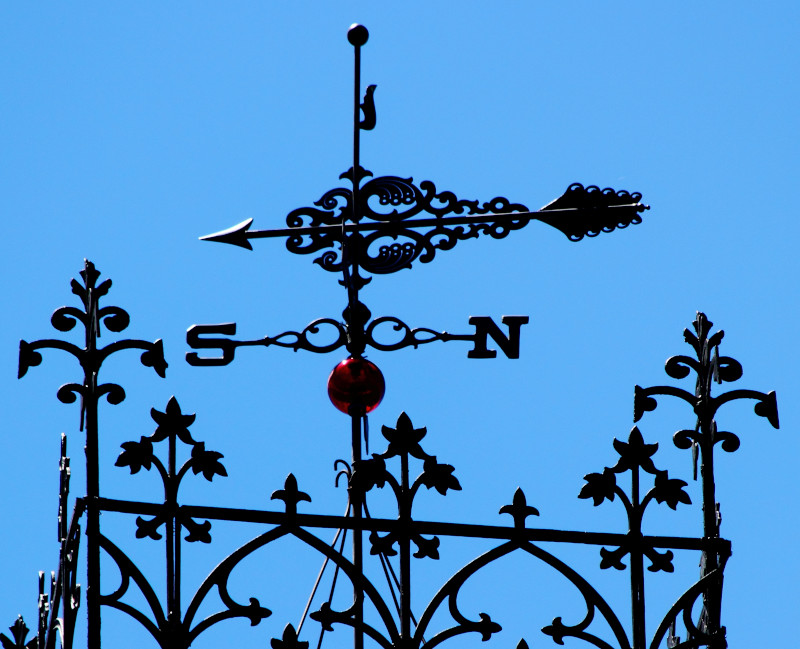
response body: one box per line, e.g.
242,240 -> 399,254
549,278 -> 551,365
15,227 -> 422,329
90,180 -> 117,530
7,23 -> 779,649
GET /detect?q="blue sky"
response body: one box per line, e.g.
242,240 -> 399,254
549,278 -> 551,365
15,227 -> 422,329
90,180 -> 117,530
2,4 -> 798,648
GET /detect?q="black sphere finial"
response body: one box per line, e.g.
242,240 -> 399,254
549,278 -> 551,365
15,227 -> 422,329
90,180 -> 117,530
347,24 -> 369,47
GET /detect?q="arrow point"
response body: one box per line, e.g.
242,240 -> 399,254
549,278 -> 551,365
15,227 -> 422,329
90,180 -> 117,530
200,219 -> 254,250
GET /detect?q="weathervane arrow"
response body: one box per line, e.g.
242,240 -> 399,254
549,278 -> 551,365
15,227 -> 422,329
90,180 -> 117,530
201,184 -> 649,257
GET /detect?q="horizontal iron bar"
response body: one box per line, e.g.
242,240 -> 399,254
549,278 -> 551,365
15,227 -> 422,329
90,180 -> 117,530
98,497 -> 727,552
237,205 -> 643,240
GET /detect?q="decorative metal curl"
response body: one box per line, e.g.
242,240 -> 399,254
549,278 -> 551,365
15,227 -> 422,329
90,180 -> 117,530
276,172 -> 532,275
633,313 -> 778,431
631,312 -> 779,648
202,173 -> 647,278
99,533 -> 272,649
17,260 -> 167,386
364,317 -> 464,352
651,562 -> 730,649
186,320 -> 348,366
186,314 -> 523,364
16,260 -> 167,649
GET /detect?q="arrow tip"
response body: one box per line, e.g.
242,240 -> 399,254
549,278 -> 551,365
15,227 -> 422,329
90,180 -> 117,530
200,219 -> 254,250
538,184 -> 648,241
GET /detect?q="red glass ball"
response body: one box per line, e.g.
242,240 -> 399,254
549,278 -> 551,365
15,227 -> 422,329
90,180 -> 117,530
327,357 -> 385,414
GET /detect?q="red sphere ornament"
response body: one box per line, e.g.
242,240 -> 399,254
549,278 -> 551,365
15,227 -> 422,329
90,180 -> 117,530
327,357 -> 385,414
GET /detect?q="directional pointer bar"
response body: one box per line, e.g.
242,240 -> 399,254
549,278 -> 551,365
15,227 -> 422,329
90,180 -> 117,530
201,203 -> 649,251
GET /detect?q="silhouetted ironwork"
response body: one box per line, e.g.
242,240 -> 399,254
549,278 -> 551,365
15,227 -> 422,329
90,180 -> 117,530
633,313 -> 779,648
15,260 -> 167,649
185,315 -> 530,366
7,23 -> 778,649
201,179 -> 646,271
11,260 -> 779,649
189,23 -> 648,367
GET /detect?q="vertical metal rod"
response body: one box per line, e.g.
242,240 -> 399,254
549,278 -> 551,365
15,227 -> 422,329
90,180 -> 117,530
166,428 -> 177,637
85,388 -> 101,649
352,35 -> 361,200
84,266 -> 101,649
348,26 -> 368,649
344,25 -> 368,357
399,450 -> 411,645
700,419 -> 721,637
175,520 -> 182,637
54,434 -> 70,649
697,330 -> 722,641
629,461 -> 645,649
350,409 -> 364,649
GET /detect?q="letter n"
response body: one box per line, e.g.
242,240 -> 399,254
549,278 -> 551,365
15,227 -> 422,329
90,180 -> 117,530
467,316 -> 529,359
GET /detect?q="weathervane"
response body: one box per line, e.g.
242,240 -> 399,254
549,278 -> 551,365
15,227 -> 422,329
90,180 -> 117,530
188,24 -> 648,372
8,24 -> 780,649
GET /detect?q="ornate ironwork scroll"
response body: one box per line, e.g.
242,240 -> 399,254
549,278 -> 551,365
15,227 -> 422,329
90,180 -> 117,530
185,315 -> 529,365
90,406 -> 738,649
204,177 -> 647,276
633,312 -> 779,648
103,397 -> 271,649
9,277 -> 782,649
578,427 -> 692,648
191,23 -> 648,372
1,436 -> 83,649
16,260 -> 167,649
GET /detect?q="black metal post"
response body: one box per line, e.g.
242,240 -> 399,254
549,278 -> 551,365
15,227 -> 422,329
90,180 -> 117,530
349,407 -> 364,649
83,269 -> 102,649
399,443 -> 411,646
348,26 -> 369,649
14,260 -> 167,649
629,457 -> 645,649
166,421 -> 181,647
695,320 -> 723,644
86,396 -> 101,649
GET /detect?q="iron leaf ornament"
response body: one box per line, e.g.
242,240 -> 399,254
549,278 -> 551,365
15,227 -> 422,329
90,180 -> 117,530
0,618 -> 32,649
101,398 -> 271,648
579,426 -> 692,573
115,397 -> 227,544
16,260 -> 167,649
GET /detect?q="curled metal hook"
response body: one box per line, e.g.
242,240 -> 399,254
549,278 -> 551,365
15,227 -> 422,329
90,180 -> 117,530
334,459 -> 352,487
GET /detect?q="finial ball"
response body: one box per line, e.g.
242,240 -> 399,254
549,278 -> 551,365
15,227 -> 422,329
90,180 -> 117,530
328,357 -> 384,415
347,24 -> 369,47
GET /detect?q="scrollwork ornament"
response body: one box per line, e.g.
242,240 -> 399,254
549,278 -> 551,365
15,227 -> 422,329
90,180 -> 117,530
274,171 -> 544,275
270,319 -> 348,353
361,176 -> 426,221
365,317 -> 455,352
17,260 -> 167,397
